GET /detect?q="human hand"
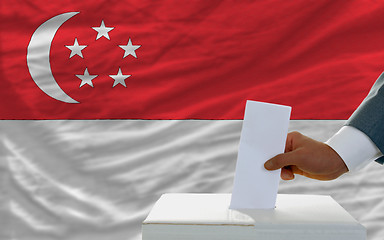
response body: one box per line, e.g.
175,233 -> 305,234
264,131 -> 348,181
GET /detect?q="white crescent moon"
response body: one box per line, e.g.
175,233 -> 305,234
27,12 -> 80,104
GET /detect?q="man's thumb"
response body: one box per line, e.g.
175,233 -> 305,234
264,151 -> 298,170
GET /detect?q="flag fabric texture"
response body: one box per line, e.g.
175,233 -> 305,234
2,1 -> 384,240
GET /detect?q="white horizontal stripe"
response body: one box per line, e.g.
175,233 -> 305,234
0,120 -> 382,240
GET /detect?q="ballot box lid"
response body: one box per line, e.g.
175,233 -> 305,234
143,193 -> 362,226
143,194 -> 366,240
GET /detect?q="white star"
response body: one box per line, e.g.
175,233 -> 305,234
119,38 -> 141,58
76,68 -> 98,88
109,67 -> 131,87
92,20 -> 114,40
65,38 -> 87,58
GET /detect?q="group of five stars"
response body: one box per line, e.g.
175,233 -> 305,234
65,20 -> 140,88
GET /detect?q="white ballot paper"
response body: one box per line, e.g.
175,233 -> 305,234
230,100 -> 291,209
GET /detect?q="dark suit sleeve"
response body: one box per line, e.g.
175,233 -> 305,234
346,72 -> 384,164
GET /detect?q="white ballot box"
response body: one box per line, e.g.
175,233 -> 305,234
142,193 -> 366,240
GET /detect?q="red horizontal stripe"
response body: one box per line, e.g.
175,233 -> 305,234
0,1 -> 382,119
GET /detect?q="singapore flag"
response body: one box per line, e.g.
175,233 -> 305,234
1,1 -> 384,240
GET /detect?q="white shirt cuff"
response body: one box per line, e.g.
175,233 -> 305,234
325,126 -> 383,172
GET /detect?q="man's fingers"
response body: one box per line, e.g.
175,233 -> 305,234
290,165 -> 304,176
264,151 -> 301,170
284,131 -> 303,153
281,167 -> 295,180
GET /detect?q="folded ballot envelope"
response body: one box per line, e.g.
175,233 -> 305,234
142,193 -> 366,240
